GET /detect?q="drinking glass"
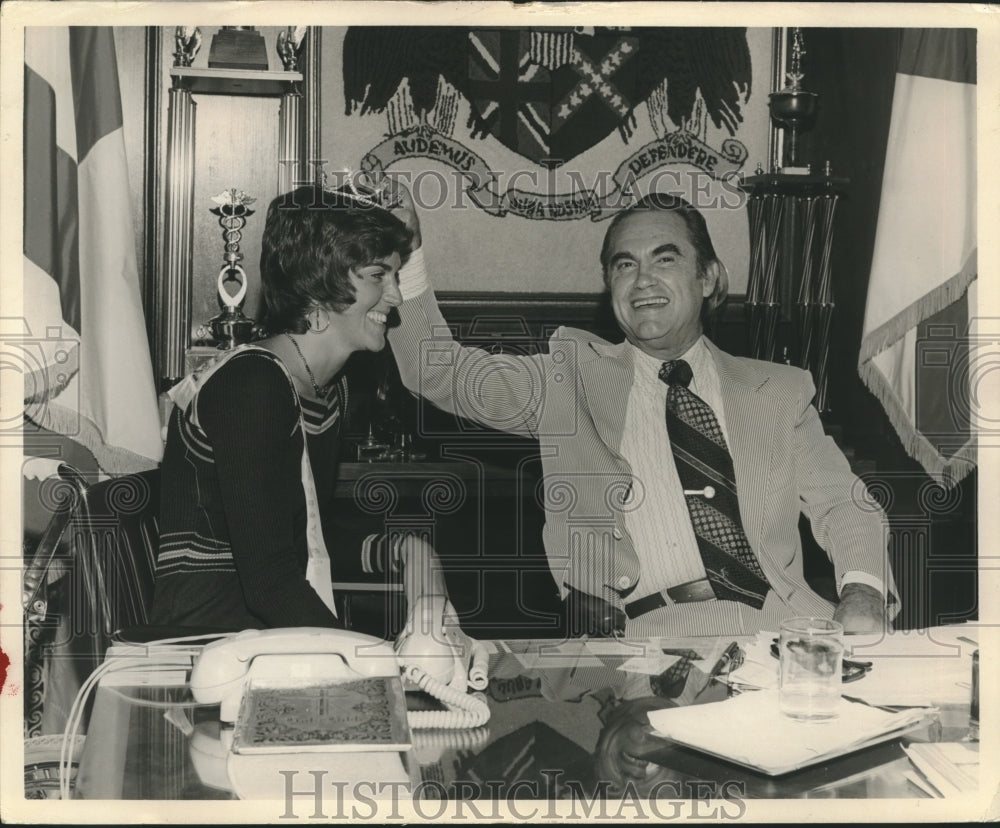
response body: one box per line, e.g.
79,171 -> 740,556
779,617 -> 843,720
968,649 -> 979,742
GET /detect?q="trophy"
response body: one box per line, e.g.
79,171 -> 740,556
173,26 -> 202,67
768,28 -> 819,173
208,26 -> 269,71
207,189 -> 256,349
276,27 -> 308,72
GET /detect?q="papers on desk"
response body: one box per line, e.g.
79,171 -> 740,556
646,690 -> 936,776
902,742 -> 979,797
581,638 -> 664,657
98,644 -> 195,687
500,639 -> 605,670
841,626 -> 976,707
613,638 -> 735,675
584,636 -> 733,663
726,626 -> 977,707
99,667 -> 190,687
617,653 -> 683,675
726,635 -> 778,690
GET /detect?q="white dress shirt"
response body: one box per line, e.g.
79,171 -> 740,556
620,337 -> 884,604
621,338 -> 721,600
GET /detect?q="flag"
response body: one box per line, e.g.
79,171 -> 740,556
21,27 -> 162,473
859,29 -> 977,485
468,29 -> 552,164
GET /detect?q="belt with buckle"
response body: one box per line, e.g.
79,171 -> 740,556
624,577 -> 715,619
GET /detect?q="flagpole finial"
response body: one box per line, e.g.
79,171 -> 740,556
787,27 -> 806,91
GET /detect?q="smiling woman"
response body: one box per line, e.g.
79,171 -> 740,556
149,185 -> 418,632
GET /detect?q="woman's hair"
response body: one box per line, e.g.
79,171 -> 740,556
259,185 -> 413,334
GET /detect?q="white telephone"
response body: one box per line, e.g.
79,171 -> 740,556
189,614 -> 489,732
190,627 -> 399,724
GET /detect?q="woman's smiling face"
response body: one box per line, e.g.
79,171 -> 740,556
331,253 -> 403,353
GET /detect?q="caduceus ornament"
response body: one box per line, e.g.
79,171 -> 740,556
207,189 -> 257,349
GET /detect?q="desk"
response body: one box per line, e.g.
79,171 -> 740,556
327,460 -> 560,639
75,637 -> 973,805
333,461 -> 521,499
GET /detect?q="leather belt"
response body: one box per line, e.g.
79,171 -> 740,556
624,577 -> 715,619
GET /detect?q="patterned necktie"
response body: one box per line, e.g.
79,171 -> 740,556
659,359 -> 770,608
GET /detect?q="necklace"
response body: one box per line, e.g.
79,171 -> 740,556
284,333 -> 326,397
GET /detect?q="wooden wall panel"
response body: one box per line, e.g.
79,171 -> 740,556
188,94 -> 281,338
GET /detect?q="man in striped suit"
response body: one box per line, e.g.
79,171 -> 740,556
388,191 -> 896,637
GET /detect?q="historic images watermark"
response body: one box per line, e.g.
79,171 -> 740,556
281,161 -> 747,219
277,771 -> 748,821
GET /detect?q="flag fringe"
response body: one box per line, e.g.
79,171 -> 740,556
858,249 -> 978,487
26,401 -> 159,476
23,356 -> 80,406
859,249 -> 977,362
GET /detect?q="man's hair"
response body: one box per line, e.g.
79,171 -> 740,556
599,193 -> 729,319
259,185 -> 412,334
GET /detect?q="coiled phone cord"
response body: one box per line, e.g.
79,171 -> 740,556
403,664 -> 491,729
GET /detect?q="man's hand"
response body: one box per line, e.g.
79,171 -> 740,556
833,582 -> 889,634
565,587 -> 626,638
593,697 -> 682,795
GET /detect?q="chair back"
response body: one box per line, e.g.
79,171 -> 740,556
70,469 -> 161,651
22,466 -> 161,734
23,465 -> 89,625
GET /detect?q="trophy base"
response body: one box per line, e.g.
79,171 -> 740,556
779,165 -> 812,175
209,309 -> 255,350
208,29 -> 269,71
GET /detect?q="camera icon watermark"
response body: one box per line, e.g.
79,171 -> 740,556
853,467 -> 985,649
0,316 -> 80,439
915,314 -> 999,458
415,322 -> 579,438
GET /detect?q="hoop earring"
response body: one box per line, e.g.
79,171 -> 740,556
308,307 -> 330,333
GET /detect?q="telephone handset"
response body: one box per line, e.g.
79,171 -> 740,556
394,614 -> 490,730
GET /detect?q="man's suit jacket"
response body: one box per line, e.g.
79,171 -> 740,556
390,286 -> 898,635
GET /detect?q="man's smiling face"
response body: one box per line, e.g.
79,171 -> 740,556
605,210 -> 718,360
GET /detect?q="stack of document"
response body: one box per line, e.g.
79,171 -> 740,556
646,689 -> 935,776
726,634 -> 779,690
99,643 -> 196,687
902,742 -> 979,797
727,626 -> 977,707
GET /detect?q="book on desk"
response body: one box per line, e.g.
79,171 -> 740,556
231,676 -> 411,754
